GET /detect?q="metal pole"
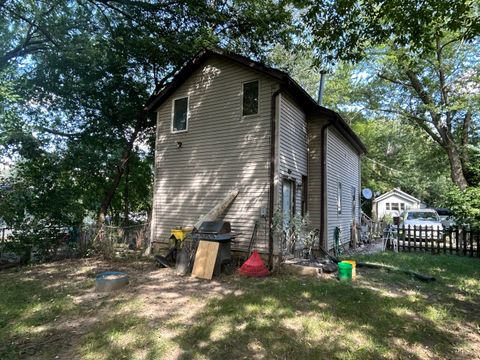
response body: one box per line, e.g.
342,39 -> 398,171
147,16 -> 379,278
317,71 -> 327,105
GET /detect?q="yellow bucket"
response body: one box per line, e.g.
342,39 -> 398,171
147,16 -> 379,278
170,228 -> 191,241
342,260 -> 356,279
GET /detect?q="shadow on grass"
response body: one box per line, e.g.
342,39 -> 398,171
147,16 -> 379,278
1,254 -> 478,359
0,258 -> 161,359
172,254 -> 480,360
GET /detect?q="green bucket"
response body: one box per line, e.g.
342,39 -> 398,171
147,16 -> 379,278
338,261 -> 353,281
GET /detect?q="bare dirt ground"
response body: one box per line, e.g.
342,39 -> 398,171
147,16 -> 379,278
1,258 -> 241,359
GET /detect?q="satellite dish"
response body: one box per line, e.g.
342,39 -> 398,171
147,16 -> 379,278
362,188 -> 373,200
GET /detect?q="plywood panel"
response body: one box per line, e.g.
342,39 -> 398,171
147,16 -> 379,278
192,241 -> 219,280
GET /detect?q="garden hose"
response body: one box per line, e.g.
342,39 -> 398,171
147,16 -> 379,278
334,226 -> 342,257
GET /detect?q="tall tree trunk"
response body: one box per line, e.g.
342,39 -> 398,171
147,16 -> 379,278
446,144 -> 469,190
123,159 -> 129,226
97,128 -> 139,225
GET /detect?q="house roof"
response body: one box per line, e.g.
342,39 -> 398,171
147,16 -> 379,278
144,48 -> 367,154
373,188 -> 422,204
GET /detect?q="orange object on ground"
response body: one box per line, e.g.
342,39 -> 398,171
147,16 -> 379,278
239,251 -> 269,277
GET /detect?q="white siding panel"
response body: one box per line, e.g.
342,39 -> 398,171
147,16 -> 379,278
325,127 -> 361,249
277,94 -> 308,250
152,56 -> 279,254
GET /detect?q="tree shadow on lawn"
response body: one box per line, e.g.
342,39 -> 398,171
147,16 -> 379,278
352,253 -> 480,321
173,273 -> 475,360
0,258 -> 240,359
0,258 -> 163,359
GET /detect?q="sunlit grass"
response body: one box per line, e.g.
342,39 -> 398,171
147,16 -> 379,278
0,253 -> 478,359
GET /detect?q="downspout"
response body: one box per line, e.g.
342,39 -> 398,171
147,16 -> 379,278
319,121 -> 332,251
318,70 -> 331,251
268,87 -> 283,269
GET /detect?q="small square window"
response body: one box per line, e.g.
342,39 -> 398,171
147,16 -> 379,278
242,81 -> 258,116
392,203 -> 399,211
386,203 -> 390,210
172,97 -> 188,133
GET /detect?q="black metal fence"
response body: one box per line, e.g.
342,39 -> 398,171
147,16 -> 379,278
384,225 -> 480,257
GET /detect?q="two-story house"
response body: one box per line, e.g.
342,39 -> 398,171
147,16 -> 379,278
145,49 -> 366,264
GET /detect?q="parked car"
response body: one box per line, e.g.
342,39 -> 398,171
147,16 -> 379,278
434,208 -> 456,229
398,209 -> 444,240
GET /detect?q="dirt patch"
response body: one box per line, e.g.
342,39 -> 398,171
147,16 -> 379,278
0,257 -> 241,359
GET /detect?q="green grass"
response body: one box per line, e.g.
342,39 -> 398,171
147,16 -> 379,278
0,253 -> 478,359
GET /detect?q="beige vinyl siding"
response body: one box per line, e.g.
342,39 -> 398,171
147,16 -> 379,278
276,94 -> 308,250
152,56 -> 279,254
306,117 -> 328,233
325,127 -> 361,249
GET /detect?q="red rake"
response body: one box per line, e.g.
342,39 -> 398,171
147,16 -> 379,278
238,250 -> 269,277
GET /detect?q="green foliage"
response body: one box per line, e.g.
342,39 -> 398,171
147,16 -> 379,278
272,209 -> 317,257
0,0 -> 297,253
0,150 -> 84,262
297,0 -> 479,62
353,119 -> 451,205
444,186 -> 480,228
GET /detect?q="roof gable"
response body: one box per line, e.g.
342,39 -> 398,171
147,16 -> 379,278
145,48 -> 366,154
373,188 -> 422,203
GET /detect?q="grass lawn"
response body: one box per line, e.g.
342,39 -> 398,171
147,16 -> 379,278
0,252 -> 479,359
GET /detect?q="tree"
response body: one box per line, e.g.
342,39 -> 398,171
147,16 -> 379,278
1,0 -> 297,232
295,1 -> 480,190
352,119 -> 451,205
298,0 -> 479,62
354,38 -> 479,189
267,44 -> 461,207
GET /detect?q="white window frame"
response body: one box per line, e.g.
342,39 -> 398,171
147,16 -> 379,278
337,182 -> 342,215
241,79 -> 260,117
171,95 -> 189,133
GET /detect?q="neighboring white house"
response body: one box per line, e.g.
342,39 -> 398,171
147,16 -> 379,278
372,188 -> 423,221
145,49 -> 366,262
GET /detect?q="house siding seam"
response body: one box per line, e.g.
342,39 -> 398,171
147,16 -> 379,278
151,56 -> 280,254
325,127 -> 361,249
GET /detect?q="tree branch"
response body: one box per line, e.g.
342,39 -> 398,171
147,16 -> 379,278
462,111 -> 472,148
436,36 -> 451,132
37,127 -> 84,138
377,72 -> 412,88
373,107 -> 444,145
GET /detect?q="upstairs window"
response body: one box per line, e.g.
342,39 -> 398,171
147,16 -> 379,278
386,203 -> 391,210
172,96 -> 188,133
242,80 -> 259,116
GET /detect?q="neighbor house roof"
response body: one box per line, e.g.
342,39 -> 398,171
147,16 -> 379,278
145,48 -> 367,154
373,188 -> 422,204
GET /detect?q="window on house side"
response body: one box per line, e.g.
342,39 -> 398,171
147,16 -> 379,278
386,203 -> 390,210
172,97 -> 188,132
392,203 -> 399,211
242,81 -> 258,116
337,183 -> 342,215
400,203 -> 405,210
